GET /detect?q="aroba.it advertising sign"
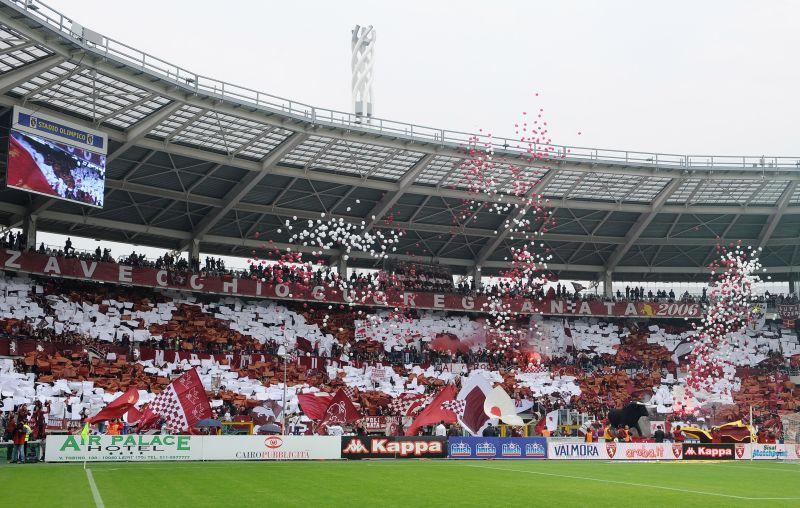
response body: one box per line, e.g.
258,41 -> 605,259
341,436 -> 447,459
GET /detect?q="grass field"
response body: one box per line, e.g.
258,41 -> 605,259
4,460 -> 800,507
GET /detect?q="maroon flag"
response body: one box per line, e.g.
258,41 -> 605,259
138,369 -> 212,432
405,385 -> 458,436
296,336 -> 313,352
318,389 -> 362,428
88,387 -> 139,423
298,392 -> 333,420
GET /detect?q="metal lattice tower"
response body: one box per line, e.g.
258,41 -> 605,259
351,25 -> 375,123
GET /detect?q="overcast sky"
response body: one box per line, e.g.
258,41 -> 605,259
44,0 -> 799,156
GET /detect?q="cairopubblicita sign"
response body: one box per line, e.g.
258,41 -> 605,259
46,434 -> 198,462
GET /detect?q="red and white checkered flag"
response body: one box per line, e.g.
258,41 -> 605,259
441,399 -> 466,417
342,386 -> 358,400
388,393 -> 433,416
139,368 -> 212,432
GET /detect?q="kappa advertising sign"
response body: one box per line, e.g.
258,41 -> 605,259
341,436 -> 447,459
203,435 -> 340,460
682,443 -> 736,460
46,434 -> 199,462
448,437 -> 547,459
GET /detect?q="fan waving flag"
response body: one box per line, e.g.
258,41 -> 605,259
138,368 -> 211,432
88,387 -> 139,423
318,388 -> 362,428
388,393 -> 432,416
405,384 -> 458,436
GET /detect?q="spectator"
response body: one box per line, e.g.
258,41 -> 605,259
653,424 -> 665,443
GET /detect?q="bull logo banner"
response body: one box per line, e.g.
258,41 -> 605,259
606,443 -> 617,459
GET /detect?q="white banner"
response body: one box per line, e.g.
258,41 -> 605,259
46,434 -> 201,462
548,442 -> 607,460
607,442 -> 682,460
740,443 -> 800,460
45,435 -> 341,462
202,435 -> 340,460
548,442 -> 683,460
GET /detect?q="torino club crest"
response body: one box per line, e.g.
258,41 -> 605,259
606,443 -> 617,458
325,401 -> 347,424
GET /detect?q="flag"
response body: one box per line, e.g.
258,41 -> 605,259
405,385 -> 458,436
80,422 -> 89,444
571,282 -> 585,293
138,368 -> 212,432
545,409 -> 559,432
342,386 -> 358,400
298,392 -> 333,420
456,372 -> 494,436
296,336 -> 313,353
318,389 -> 362,428
88,387 -> 139,423
483,386 -> 524,426
388,393 -> 432,416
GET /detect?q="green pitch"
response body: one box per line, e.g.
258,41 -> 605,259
4,460 -> 799,507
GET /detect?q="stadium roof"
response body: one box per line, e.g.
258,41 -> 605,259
1,0 -> 800,282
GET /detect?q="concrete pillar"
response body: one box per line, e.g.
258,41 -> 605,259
22,214 -> 37,251
336,253 -> 347,279
472,265 -> 482,291
603,271 -> 613,298
188,238 -> 200,265
790,278 -> 796,296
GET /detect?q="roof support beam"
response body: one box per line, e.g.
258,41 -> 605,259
178,133 -> 308,251
362,153 -> 434,232
106,101 -> 184,163
757,181 -> 797,249
604,178 -> 682,273
0,54 -> 65,94
473,168 -> 561,266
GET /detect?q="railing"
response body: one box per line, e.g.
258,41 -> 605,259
4,0 -> 800,171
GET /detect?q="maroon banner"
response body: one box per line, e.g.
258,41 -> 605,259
359,416 -> 401,433
0,250 -> 702,318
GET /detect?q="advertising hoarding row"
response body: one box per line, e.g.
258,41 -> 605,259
44,435 -> 800,462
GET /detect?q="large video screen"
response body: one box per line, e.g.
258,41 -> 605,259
7,128 -> 106,208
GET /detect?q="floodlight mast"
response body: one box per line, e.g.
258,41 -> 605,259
351,25 -> 375,124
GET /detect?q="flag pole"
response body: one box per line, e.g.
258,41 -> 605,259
81,421 -> 90,470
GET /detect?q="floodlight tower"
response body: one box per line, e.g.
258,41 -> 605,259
351,25 -> 375,123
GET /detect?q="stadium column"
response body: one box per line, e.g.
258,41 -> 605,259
22,214 -> 36,251
603,271 -> 613,298
189,239 -> 200,266
472,265 -> 482,291
790,278 -> 797,296
337,255 -> 348,280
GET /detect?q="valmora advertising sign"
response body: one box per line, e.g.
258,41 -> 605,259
682,443 -> 735,460
46,434 -> 198,462
203,435 -> 340,460
547,442 -> 607,460
341,436 -> 447,459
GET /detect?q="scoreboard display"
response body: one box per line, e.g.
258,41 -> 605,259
6,106 -> 107,208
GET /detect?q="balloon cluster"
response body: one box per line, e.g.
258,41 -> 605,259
686,241 -> 763,402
